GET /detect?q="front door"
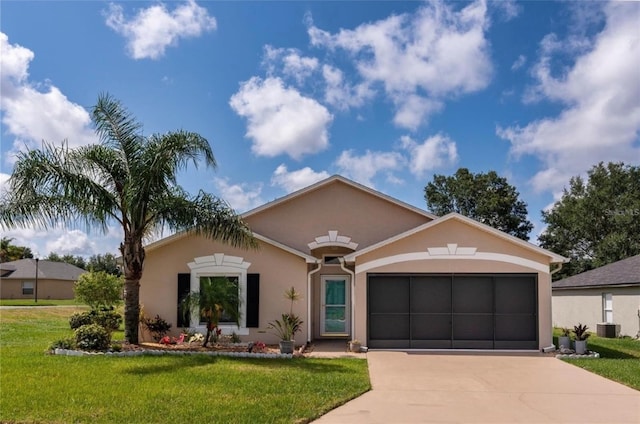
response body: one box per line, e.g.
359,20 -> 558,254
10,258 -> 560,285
321,275 -> 350,336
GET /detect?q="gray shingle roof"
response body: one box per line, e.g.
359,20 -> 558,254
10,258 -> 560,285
0,259 -> 86,281
552,254 -> 640,289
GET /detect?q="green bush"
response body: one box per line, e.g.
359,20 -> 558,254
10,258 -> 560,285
93,310 -> 122,332
49,337 -> 76,350
74,271 -> 124,310
69,310 -> 122,332
69,312 -> 94,330
74,324 -> 110,351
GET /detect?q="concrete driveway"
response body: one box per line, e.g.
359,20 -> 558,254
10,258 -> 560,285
315,351 -> 640,423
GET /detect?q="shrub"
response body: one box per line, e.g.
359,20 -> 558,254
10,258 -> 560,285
69,312 -> 94,330
49,338 -> 76,351
141,315 -> 172,341
93,310 -> 123,332
74,271 -> 124,310
74,324 -> 111,351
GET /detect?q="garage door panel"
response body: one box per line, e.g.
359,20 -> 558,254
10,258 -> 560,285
495,276 -> 536,313
369,276 -> 409,314
453,277 -> 493,313
411,314 -> 451,339
410,276 -> 451,313
495,315 -> 536,341
369,314 -> 410,340
452,314 -> 493,340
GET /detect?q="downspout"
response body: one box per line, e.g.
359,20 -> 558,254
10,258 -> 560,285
550,263 -> 563,275
307,260 -> 322,344
339,258 -> 356,340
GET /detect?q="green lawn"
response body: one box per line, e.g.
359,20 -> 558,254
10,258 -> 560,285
553,328 -> 640,391
0,298 -> 85,306
0,307 -> 370,423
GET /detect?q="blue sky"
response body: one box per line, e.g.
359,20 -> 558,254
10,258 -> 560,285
1,0 -> 639,258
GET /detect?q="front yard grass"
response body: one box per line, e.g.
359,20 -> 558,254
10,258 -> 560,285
0,298 -> 85,306
553,328 -> 640,391
1,307 -> 370,423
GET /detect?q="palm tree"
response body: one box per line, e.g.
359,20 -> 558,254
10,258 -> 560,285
0,93 -> 257,343
181,276 -> 240,347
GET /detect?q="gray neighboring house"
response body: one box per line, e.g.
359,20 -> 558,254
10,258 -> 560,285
552,255 -> 640,338
0,259 -> 86,300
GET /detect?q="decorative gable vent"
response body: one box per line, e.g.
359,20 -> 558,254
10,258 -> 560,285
427,243 -> 477,256
308,230 -> 358,250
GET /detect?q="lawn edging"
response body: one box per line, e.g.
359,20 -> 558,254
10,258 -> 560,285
52,348 -> 293,359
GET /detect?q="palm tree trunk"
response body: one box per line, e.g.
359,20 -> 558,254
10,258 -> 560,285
121,237 -> 145,344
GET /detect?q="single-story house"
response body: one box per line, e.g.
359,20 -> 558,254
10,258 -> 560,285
552,254 -> 640,338
140,175 -> 568,350
0,258 -> 86,300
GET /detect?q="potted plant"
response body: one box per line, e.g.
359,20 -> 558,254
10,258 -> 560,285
348,339 -> 362,353
558,327 -> 572,350
268,287 -> 303,354
573,323 -> 590,354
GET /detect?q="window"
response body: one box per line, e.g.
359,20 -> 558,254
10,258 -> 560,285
198,276 -> 239,325
602,293 -> 613,323
323,255 -> 342,266
22,282 -> 34,295
187,254 -> 251,335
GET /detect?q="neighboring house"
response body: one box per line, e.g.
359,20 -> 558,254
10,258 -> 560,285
140,176 -> 567,350
0,259 -> 86,300
552,255 -> 640,338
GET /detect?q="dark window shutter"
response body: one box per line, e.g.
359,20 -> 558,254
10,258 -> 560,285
177,273 -> 191,328
246,273 -> 260,328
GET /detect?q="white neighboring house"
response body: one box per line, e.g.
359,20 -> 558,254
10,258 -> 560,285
552,255 -> 640,338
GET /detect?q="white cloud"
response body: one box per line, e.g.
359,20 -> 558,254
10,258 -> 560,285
335,149 -> 403,187
511,54 -> 526,71
308,0 -> 492,130
322,65 -> 374,111
104,0 -> 216,60
263,46 -> 319,85
213,177 -> 263,212
45,229 -> 97,256
0,173 -> 10,196
271,164 -> 330,193
0,33 -> 96,165
400,134 -> 458,177
493,0 -> 521,22
498,1 -> 640,193
229,76 -> 333,160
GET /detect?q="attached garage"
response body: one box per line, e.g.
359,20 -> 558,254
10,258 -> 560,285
367,273 -> 538,350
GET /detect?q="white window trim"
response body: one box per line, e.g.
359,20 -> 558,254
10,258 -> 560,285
187,254 -> 251,335
602,292 -> 613,323
22,281 -> 34,295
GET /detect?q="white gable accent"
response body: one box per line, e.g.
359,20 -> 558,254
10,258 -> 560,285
308,230 -> 359,250
355,251 -> 550,274
427,243 -> 477,256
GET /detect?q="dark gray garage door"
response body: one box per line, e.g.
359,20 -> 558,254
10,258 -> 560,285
367,274 -> 538,349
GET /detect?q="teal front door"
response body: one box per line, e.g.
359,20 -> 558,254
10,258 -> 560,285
321,275 -> 350,336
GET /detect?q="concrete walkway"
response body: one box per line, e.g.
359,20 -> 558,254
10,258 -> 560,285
315,351 -> 640,423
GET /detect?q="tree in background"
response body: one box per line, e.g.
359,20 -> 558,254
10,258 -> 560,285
539,162 -> 640,279
87,253 -> 121,276
0,94 -> 257,343
0,237 -> 34,262
424,168 -> 533,240
46,253 -> 86,269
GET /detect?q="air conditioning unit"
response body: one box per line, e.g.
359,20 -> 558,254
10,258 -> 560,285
596,323 -> 620,338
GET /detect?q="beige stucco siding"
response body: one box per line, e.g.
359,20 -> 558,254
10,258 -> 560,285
246,180 -> 430,253
351,219 -> 555,349
552,287 -> 640,338
141,234 -> 309,344
1,279 -> 75,299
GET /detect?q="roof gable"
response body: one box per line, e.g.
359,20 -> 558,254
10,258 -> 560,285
552,254 -> 640,289
0,259 -> 86,281
344,212 -> 568,264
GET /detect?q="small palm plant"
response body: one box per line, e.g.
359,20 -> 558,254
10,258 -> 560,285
181,277 -> 240,347
573,323 -> 590,341
268,286 -> 303,354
